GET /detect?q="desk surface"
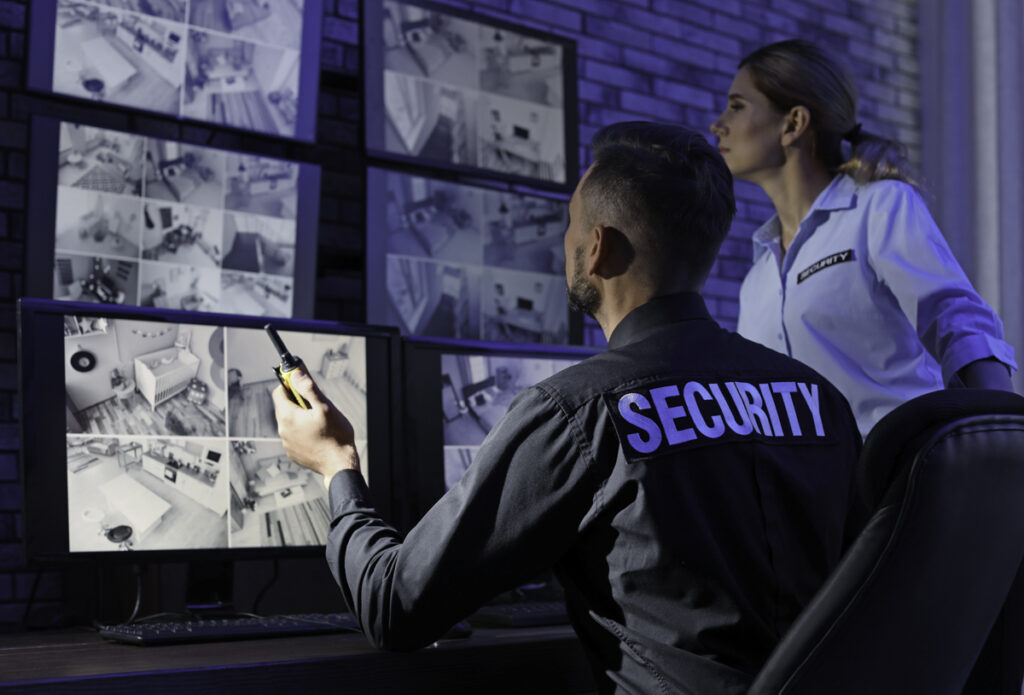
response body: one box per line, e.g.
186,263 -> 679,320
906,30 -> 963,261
0,624 -> 594,693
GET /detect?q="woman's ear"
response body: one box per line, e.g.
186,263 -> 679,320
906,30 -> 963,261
780,105 -> 812,148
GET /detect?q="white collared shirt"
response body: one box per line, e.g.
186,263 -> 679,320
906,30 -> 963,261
737,174 -> 1017,437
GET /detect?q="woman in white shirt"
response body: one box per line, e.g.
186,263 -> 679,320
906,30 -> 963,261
709,39 -> 1016,437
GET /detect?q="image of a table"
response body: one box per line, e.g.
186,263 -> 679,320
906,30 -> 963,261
80,36 -> 139,96
99,474 -> 172,540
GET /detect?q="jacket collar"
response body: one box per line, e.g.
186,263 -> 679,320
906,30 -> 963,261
607,292 -> 712,350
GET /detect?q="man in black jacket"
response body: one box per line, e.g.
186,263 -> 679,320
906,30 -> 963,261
273,122 -> 863,694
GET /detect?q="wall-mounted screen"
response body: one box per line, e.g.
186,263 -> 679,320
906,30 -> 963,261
27,117 -> 321,318
397,337 -> 596,529
363,0 -> 578,189
366,165 -> 578,344
19,299 -> 399,562
27,0 -> 321,141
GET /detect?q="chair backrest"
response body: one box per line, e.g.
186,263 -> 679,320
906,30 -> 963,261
748,389 -> 1024,695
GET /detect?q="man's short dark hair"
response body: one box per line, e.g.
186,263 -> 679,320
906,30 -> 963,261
581,121 -> 736,284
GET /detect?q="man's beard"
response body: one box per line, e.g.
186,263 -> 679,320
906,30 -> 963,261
566,246 -> 601,317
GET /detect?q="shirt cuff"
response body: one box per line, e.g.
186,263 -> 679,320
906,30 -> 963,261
328,469 -> 372,515
942,333 -> 1018,384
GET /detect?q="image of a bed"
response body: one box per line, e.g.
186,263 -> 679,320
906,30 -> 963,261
221,211 -> 295,277
54,254 -> 140,306
219,270 -> 293,317
57,122 -> 145,196
223,154 -> 299,219
477,93 -> 565,183
183,30 -> 299,137
225,327 -> 368,439
139,261 -> 221,312
385,256 -> 481,339
227,439 -> 331,548
66,434 -> 229,551
440,352 -> 580,447
144,138 -> 226,208
380,172 -> 483,265
55,187 -> 143,261
141,201 -> 223,267
481,190 -> 567,274
189,0 -> 303,50
64,318 -> 227,437
478,30 -> 563,107
481,268 -> 568,344
381,1 -> 480,90
383,71 -> 478,167
53,1 -> 185,116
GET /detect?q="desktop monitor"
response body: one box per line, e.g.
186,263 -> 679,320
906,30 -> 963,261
365,165 -> 579,344
397,336 -> 597,530
27,0 -> 322,141
363,0 -> 578,190
26,117 -> 321,318
18,298 -> 399,564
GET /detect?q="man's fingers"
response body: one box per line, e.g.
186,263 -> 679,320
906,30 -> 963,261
290,369 -> 323,405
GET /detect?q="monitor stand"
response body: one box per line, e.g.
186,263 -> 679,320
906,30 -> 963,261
185,559 -> 236,617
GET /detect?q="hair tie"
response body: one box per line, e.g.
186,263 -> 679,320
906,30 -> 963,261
843,122 -> 863,142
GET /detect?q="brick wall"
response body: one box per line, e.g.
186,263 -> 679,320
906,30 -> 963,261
0,0 -> 918,625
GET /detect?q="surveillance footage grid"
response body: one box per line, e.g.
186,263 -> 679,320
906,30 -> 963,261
54,121 -> 302,318
375,0 -> 569,185
62,315 -> 369,552
368,167 -> 573,345
52,0 -> 307,138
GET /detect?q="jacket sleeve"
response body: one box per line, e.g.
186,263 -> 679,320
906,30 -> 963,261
324,386 -> 599,651
866,182 -> 1017,384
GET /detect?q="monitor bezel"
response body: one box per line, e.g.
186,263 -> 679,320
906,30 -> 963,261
18,297 -> 401,566
361,0 -> 580,193
25,0 -> 323,143
25,114 -> 322,320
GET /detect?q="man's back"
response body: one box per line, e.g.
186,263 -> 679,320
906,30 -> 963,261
535,293 -> 862,693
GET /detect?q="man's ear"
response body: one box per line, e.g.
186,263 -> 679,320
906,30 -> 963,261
589,225 -> 633,278
780,105 -> 812,148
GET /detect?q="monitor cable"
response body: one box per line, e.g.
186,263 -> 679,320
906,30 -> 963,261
252,559 -> 280,615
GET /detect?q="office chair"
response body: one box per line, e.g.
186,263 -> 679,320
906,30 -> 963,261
748,389 -> 1024,695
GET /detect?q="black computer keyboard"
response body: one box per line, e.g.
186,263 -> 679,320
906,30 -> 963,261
97,612 -> 362,646
467,600 -> 569,628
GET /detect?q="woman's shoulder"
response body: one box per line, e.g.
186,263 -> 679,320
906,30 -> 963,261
848,175 -> 924,208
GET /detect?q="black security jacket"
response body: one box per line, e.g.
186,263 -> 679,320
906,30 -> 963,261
326,292 -> 863,694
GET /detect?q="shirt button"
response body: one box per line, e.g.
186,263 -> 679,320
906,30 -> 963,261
778,289 -> 783,296
777,333 -> 783,340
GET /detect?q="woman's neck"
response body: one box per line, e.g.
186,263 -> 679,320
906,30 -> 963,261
757,156 -> 834,252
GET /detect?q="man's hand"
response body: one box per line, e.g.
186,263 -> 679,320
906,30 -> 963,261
271,369 -> 360,491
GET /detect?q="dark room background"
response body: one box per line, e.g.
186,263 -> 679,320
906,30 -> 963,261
0,0 -> 928,624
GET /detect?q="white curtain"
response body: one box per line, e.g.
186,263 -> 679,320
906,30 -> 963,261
920,0 -> 1024,393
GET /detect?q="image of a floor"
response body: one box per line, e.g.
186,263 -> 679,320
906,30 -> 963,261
66,437 -> 228,551
219,271 -> 292,316
69,384 -> 226,438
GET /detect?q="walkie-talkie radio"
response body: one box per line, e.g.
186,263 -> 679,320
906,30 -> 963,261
265,324 -> 310,409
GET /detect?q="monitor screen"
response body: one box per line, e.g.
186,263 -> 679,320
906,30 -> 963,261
363,0 -> 578,189
26,117 -> 321,318
26,0 -> 322,141
397,337 -> 597,528
18,299 -> 399,562
366,165 -> 578,344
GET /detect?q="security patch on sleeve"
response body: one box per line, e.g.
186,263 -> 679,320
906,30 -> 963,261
796,249 -> 855,284
603,378 -> 835,462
